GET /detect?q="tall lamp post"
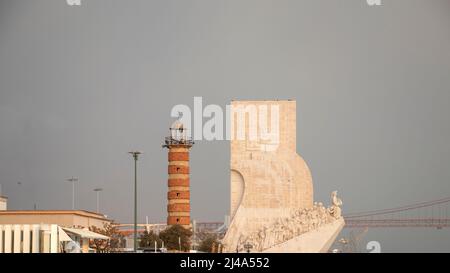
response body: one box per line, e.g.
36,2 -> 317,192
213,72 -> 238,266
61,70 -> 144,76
66,177 -> 78,210
129,151 -> 141,252
93,188 -> 103,213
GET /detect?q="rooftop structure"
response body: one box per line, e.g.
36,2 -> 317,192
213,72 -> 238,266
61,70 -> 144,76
0,210 -> 111,229
0,196 -> 7,211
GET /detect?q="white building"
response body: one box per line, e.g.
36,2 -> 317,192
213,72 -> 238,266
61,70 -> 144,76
0,224 -> 109,253
0,196 -> 110,253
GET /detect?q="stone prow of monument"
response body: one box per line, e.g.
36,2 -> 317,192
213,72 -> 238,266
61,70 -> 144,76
221,100 -> 344,253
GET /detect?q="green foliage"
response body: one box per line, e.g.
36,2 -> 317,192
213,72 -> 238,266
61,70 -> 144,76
139,230 -> 162,248
89,222 -> 125,253
159,225 -> 192,251
198,234 -> 220,253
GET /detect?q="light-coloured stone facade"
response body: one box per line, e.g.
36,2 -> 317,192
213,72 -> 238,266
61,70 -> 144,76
222,100 -> 343,253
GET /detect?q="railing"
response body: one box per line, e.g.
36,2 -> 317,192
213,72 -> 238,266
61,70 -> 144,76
345,218 -> 450,228
163,136 -> 194,147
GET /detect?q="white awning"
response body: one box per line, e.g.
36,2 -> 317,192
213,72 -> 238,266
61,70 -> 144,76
62,227 -> 109,240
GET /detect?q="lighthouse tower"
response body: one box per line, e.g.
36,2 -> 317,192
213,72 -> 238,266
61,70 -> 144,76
163,121 -> 194,228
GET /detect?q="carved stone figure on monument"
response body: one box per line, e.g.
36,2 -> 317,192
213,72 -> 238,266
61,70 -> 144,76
266,225 -> 275,248
332,191 -> 343,207
297,217 -> 304,235
275,221 -> 284,244
256,228 -> 266,251
328,191 -> 343,219
312,209 -> 320,229
294,215 -> 302,236
237,234 -> 247,252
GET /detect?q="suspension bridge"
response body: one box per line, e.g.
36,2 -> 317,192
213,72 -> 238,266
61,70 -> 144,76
343,196 -> 450,229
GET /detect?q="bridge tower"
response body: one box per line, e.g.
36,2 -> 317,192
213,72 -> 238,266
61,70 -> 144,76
163,121 -> 194,228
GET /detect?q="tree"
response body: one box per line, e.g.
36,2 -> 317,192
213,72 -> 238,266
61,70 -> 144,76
139,230 -> 162,248
159,225 -> 192,252
198,234 -> 220,253
89,222 -> 125,253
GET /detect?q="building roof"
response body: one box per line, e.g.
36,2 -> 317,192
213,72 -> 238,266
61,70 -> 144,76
0,196 -> 7,200
0,210 -> 111,222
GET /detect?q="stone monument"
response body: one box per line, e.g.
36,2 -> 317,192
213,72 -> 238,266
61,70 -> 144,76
221,100 -> 344,253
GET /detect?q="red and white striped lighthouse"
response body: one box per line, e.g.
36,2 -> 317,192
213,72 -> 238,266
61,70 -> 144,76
163,121 -> 194,228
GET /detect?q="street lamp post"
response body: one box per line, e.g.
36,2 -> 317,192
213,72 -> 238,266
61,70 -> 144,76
93,188 -> 103,213
66,177 -> 78,210
129,151 -> 141,252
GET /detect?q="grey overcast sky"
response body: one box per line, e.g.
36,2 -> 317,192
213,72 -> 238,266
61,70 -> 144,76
1,0 -> 450,252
